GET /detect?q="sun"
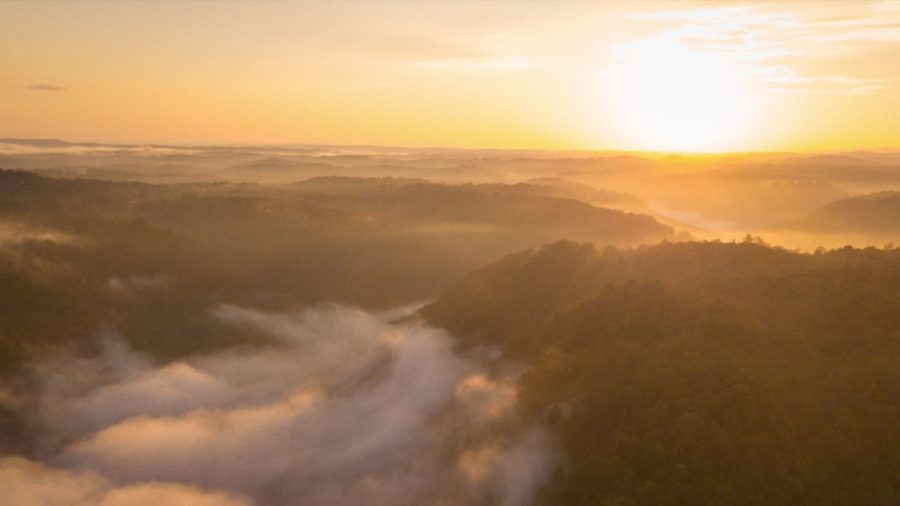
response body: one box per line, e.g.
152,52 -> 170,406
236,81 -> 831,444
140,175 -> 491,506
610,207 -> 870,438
606,39 -> 758,152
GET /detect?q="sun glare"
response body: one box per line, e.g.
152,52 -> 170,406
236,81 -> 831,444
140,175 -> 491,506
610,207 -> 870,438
607,39 -> 758,152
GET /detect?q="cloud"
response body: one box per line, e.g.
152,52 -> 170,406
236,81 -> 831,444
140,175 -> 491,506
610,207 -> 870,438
750,66 -> 887,95
27,84 -> 68,92
359,31 -> 485,62
0,457 -> 250,506
0,221 -> 75,246
610,2 -> 900,96
23,305 -> 556,506
417,56 -> 534,71
106,275 -> 171,296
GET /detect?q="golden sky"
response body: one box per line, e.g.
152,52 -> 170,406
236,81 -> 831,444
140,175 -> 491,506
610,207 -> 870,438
1,0 -> 898,152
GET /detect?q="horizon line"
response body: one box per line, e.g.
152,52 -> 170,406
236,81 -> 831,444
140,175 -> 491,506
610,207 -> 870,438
2,136 -> 899,158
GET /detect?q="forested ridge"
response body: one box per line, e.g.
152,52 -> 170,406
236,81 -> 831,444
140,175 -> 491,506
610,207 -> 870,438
784,191 -> 900,233
0,169 -> 673,368
0,170 -> 673,451
423,240 -> 900,505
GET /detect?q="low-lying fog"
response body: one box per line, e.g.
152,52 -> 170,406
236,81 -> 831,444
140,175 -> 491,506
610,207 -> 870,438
2,305 -> 555,506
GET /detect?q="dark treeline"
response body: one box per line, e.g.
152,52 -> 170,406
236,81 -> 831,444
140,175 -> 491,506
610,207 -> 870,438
423,240 -> 900,505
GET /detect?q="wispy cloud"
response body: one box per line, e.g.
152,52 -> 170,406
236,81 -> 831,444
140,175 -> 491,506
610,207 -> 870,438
754,67 -> 886,95
28,83 -> 68,92
417,56 -> 534,72
610,2 -> 900,96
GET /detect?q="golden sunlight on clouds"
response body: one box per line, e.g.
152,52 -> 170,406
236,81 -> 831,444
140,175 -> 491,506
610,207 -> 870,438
603,29 -> 758,152
599,3 -> 900,151
0,0 -> 897,152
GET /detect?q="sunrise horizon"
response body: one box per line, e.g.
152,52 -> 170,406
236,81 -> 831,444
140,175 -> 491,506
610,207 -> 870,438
4,135 -> 900,158
4,1 -> 899,153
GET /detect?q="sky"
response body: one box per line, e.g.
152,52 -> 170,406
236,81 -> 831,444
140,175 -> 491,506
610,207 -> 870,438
1,0 -> 899,152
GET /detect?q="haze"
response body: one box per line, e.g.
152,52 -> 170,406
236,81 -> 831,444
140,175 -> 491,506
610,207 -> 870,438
1,2 -> 898,506
2,0 -> 899,151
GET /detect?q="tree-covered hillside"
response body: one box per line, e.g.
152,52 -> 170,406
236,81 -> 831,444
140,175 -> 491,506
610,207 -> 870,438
0,170 -> 673,372
423,240 -> 900,505
785,191 -> 900,234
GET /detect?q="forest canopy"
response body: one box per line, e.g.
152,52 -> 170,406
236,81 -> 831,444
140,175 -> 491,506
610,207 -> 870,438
423,240 -> 900,505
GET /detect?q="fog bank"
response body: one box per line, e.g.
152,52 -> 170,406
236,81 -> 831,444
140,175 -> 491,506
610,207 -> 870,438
11,305 -> 555,506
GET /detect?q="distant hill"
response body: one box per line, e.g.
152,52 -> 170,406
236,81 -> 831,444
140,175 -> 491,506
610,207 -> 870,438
288,176 -> 672,242
523,177 -> 648,211
0,171 -> 674,372
784,191 -> 900,233
0,170 -> 672,242
422,240 -> 900,505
